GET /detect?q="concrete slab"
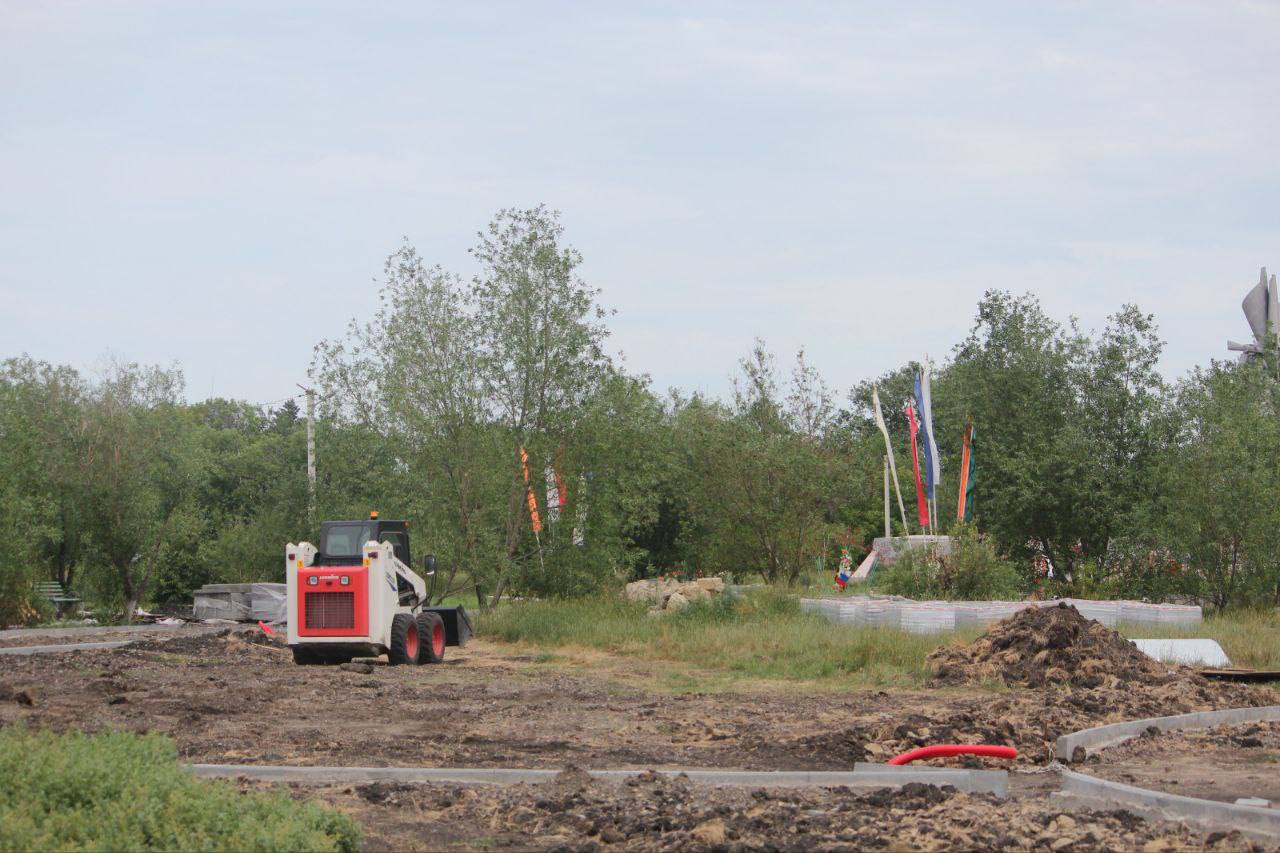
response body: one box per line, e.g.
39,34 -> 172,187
1131,638 -> 1231,667
1055,705 -> 1280,761
189,764 -> 1008,796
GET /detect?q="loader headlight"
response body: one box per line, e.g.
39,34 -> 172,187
340,575 -> 350,586
307,576 -> 318,586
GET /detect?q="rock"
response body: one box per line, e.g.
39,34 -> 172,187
340,662 -> 374,674
13,689 -> 35,707
625,580 -> 662,604
691,819 -> 726,845
682,584 -> 709,601
665,592 -> 690,611
695,577 -> 725,593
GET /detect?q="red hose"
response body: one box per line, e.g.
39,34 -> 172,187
886,744 -> 1017,765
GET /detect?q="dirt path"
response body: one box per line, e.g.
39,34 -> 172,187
0,629 -> 1273,772
0,623 -> 220,649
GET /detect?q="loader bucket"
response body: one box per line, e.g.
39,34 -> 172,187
424,605 -> 473,647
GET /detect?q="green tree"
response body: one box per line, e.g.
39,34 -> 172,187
314,207 -> 639,608
1155,356 -> 1280,608
78,363 -> 204,620
674,342 -> 848,584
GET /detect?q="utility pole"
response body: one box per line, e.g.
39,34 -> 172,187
298,385 -> 316,529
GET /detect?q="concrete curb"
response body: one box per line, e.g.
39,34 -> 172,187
188,764 -> 1008,796
0,623 -> 194,641
1054,769 -> 1280,841
1054,705 -> 1280,761
0,641 -> 130,655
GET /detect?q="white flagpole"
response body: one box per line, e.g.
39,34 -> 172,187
872,385 -> 909,533
883,456 -> 890,538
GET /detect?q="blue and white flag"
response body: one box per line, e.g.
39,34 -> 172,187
914,360 -> 941,500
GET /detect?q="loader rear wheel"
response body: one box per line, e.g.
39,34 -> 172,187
416,612 -> 446,664
389,613 -> 419,665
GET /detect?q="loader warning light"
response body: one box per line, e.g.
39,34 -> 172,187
369,510 -> 379,519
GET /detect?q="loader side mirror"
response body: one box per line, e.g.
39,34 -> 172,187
423,554 -> 436,575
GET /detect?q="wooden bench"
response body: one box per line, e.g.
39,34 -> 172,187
36,581 -> 82,618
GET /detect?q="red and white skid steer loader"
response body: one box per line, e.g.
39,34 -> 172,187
285,512 -> 472,666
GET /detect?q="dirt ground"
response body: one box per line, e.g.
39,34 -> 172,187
288,771 -> 1260,851
1,626 -> 1277,849
1085,721 -> 1280,806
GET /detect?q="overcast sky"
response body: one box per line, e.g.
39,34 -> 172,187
2,1 -> 1277,406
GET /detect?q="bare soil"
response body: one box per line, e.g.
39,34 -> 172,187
1086,721 -> 1280,806
1,625 -> 1276,849
280,770 -> 1262,851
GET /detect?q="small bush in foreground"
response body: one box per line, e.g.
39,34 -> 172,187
0,727 -> 360,852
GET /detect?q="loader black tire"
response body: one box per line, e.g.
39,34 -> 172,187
292,646 -> 321,665
416,611 -> 446,664
292,646 -> 351,665
389,612 -> 420,666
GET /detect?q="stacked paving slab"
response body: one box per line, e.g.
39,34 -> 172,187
800,596 -> 1201,634
192,583 -> 287,622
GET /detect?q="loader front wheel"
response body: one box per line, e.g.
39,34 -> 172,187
416,612 -> 446,664
389,613 -> 419,665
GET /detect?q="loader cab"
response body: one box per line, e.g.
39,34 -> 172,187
316,517 -> 411,567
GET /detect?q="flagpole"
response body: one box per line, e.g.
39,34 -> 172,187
883,455 -> 890,539
872,385 -> 909,534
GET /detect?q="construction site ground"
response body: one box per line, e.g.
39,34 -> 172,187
1084,720 -> 1280,806
1,625 -> 1277,850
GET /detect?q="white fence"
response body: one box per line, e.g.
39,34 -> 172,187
799,596 -> 1201,635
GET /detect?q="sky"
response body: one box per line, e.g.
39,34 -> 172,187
2,1 -> 1278,406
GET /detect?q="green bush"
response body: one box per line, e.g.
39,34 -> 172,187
877,525 -> 1023,600
0,727 -> 360,852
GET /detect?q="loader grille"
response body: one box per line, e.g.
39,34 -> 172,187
304,591 -> 355,630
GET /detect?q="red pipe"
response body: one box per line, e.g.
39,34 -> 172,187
886,744 -> 1017,765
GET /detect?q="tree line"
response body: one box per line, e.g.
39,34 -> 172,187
3,206 -> 1278,622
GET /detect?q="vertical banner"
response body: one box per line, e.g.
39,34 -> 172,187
519,447 -> 543,534
905,402 -> 930,530
956,418 -> 975,522
919,358 -> 940,500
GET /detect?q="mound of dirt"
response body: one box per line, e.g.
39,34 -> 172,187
928,602 -> 1172,688
127,627 -> 287,655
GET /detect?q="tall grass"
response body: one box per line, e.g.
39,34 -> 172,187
1116,610 -> 1280,671
480,590 -> 975,687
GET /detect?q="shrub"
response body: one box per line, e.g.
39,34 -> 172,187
877,525 -> 1023,600
0,727 -> 360,852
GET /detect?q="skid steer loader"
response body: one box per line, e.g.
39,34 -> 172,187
285,512 -> 472,665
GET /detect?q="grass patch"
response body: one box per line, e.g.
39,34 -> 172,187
0,727 -> 361,852
1117,610 -> 1280,671
479,590 -> 976,688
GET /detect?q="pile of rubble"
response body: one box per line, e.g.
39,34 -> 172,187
624,577 -> 726,611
